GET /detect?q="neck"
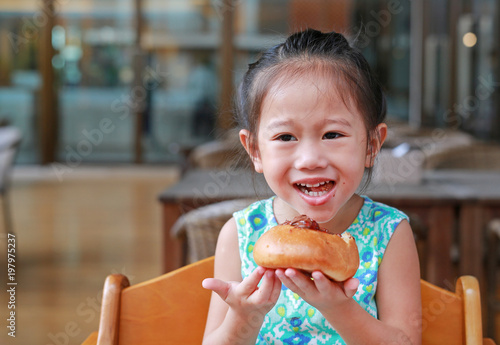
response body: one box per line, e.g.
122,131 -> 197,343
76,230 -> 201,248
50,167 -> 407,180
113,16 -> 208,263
321,194 -> 364,234
273,194 -> 365,234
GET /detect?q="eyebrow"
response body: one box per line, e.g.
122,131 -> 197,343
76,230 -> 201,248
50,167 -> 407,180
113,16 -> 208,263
265,117 -> 352,130
264,119 -> 293,130
323,118 -> 352,128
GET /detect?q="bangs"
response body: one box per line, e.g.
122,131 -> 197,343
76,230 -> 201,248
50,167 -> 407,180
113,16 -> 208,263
253,58 -> 380,131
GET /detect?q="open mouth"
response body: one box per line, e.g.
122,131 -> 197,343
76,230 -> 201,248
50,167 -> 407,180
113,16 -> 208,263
295,181 -> 335,197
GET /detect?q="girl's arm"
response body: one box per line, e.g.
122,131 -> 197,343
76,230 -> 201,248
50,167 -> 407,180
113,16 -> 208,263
277,219 -> 422,345
327,219 -> 421,344
202,217 -> 282,345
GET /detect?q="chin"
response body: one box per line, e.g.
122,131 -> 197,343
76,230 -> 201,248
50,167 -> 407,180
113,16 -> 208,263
290,203 -> 338,224
306,211 -> 337,225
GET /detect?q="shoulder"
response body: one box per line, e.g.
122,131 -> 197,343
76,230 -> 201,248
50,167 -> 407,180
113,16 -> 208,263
359,196 -> 409,241
378,218 -> 419,282
233,197 -> 276,233
213,217 -> 241,281
362,196 -> 409,223
217,216 -> 238,244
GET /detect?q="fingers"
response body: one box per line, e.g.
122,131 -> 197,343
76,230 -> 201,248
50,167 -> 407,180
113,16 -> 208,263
202,278 -> 231,300
343,277 -> 359,298
311,273 -> 359,298
203,267 -> 281,305
311,271 -> 331,291
238,266 -> 266,296
253,270 -> 282,303
276,268 -> 315,296
270,274 -> 282,302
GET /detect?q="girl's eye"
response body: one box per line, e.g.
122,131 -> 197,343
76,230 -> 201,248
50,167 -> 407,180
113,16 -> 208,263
323,132 -> 342,140
277,134 -> 297,142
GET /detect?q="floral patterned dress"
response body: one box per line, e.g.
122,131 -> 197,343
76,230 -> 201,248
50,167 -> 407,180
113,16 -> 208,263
234,195 -> 408,345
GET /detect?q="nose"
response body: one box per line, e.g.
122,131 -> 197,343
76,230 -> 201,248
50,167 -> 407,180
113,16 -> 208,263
293,140 -> 328,171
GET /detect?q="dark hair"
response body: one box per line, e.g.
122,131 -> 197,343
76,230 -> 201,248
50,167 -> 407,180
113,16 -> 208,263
235,28 -> 386,182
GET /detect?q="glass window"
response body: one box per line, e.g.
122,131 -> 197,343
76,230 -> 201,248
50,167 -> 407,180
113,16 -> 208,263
56,0 -> 136,163
4,0 -> 496,165
142,0 -> 221,162
0,0 -> 41,163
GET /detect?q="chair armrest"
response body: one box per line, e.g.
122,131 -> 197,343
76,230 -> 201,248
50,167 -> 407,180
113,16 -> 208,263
483,338 -> 497,345
81,332 -> 98,345
456,276 -> 483,344
97,274 -> 130,345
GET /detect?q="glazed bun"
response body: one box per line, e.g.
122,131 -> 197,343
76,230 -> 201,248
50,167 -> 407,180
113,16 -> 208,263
253,215 -> 359,281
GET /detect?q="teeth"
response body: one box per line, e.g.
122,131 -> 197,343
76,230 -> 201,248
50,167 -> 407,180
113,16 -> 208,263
298,181 -> 328,188
296,181 -> 333,197
303,190 -> 327,197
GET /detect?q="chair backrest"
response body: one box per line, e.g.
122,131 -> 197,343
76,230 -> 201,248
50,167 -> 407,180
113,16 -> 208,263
171,198 -> 258,263
94,257 -> 492,345
420,276 -> 483,344
96,256 -> 214,345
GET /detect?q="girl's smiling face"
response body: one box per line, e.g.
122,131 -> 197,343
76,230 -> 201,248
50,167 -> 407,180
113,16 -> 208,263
241,72 -> 386,226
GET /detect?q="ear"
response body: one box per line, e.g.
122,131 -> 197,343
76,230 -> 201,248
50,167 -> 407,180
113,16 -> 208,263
239,129 -> 263,173
365,123 -> 388,168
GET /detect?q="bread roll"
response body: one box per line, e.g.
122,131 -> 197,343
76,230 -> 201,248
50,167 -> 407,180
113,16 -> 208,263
253,215 -> 359,281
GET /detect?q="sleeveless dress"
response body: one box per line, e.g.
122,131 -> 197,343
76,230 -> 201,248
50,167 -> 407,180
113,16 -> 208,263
233,195 -> 408,345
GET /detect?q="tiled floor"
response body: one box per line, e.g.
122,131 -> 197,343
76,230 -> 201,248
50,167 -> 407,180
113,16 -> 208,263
0,165 -> 180,345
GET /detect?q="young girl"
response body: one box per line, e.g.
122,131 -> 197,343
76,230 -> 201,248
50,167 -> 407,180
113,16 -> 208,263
202,29 -> 421,345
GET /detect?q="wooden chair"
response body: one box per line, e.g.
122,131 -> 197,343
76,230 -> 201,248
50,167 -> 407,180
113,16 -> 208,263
81,256 -> 496,345
421,276 -> 494,345
487,219 -> 500,341
0,126 -> 21,235
81,256 -> 214,345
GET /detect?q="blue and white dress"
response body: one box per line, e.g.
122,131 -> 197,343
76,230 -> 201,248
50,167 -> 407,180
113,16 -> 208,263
234,195 -> 408,345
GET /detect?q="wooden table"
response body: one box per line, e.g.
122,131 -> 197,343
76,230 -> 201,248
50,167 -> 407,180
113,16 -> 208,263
158,169 -> 500,287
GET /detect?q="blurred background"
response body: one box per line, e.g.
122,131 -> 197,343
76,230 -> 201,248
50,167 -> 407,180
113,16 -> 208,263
0,0 -> 499,344
1,0 -> 498,165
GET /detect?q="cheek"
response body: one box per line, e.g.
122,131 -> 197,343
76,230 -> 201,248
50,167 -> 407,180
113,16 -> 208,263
338,145 -> 368,179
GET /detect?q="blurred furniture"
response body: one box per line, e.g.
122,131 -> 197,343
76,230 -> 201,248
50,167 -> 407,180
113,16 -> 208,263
184,131 -> 246,173
487,219 -> 500,341
158,169 -> 500,288
171,198 -> 256,263
81,257 -> 495,345
189,140 -> 234,169
385,125 -> 474,152
81,256 -> 214,345
0,126 -> 21,235
424,143 -> 500,170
